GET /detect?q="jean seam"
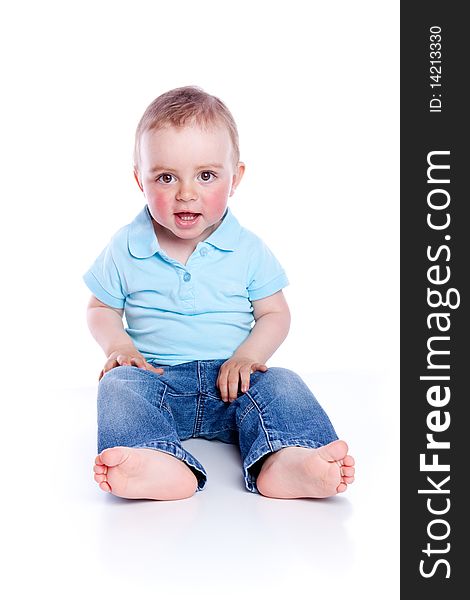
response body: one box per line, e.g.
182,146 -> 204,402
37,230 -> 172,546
158,383 -> 173,417
192,393 -> 205,437
238,403 -> 255,424
203,392 -> 222,400
242,391 -> 275,453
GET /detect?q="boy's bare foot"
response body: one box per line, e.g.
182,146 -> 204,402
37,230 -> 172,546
256,440 -> 355,499
93,447 -> 198,500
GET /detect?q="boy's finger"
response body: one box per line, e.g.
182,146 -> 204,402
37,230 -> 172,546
130,356 -> 144,366
227,372 -> 239,402
131,357 -> 150,370
238,365 -> 251,394
102,358 -> 117,374
218,375 -> 229,402
240,372 -> 250,393
146,363 -> 164,374
99,364 -> 111,380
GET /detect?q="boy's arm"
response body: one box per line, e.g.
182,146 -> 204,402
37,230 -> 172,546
233,290 -> 291,364
216,290 -> 291,402
86,295 -> 163,379
86,295 -> 132,355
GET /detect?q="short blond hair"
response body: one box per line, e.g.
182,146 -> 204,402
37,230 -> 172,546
134,86 -> 240,169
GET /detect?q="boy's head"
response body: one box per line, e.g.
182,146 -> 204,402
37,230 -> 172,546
133,86 -> 245,247
133,86 -> 240,171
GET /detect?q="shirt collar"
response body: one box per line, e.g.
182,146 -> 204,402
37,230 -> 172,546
127,206 -> 160,258
128,205 -> 241,259
203,206 -> 241,251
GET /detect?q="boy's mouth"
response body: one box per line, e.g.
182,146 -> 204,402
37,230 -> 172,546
174,212 -> 201,225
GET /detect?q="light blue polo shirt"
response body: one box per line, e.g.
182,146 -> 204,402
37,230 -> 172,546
83,205 -> 289,365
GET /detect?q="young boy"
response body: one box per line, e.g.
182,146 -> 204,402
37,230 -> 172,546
84,86 -> 355,501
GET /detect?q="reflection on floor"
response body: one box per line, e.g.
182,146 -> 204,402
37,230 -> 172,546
8,371 -> 399,599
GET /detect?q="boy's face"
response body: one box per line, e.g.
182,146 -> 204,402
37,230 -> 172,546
135,122 -> 244,247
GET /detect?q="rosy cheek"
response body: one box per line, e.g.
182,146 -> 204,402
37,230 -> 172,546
155,191 -> 171,204
204,186 -> 231,208
146,187 -> 171,205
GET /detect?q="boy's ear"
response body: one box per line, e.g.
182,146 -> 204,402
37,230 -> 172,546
230,162 -> 245,196
134,168 -> 144,192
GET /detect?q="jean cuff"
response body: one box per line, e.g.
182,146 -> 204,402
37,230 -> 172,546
133,440 -> 207,492
243,438 -> 327,494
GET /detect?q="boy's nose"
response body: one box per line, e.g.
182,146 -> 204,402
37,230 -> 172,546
176,183 -> 198,202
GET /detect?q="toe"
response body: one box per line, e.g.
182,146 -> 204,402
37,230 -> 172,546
94,473 -> 106,484
337,482 -> 347,493
100,447 -> 129,468
343,455 -> 355,467
94,464 -> 107,475
341,466 -> 355,477
318,440 -> 349,463
95,454 -> 105,466
343,475 -> 355,484
99,481 -> 112,493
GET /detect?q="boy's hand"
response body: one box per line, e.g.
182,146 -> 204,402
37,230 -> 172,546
99,348 -> 164,381
216,357 -> 268,403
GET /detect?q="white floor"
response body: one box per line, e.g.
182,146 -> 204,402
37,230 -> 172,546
4,369 -> 399,600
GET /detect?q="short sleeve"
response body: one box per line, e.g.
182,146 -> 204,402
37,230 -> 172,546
247,239 -> 289,301
83,242 -> 126,309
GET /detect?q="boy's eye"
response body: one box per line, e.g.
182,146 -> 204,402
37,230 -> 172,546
157,173 -> 175,184
199,171 -> 216,182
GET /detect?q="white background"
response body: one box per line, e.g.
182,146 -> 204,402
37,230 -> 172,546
1,1 -> 399,598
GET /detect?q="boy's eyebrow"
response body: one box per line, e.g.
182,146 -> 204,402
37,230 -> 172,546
150,163 -> 225,173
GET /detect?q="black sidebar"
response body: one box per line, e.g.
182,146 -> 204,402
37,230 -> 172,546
401,2 -> 467,597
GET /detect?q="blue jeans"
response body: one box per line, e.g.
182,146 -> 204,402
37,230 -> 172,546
97,359 -> 338,494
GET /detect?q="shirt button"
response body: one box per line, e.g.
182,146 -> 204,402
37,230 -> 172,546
183,272 -> 191,282
200,247 -> 208,257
